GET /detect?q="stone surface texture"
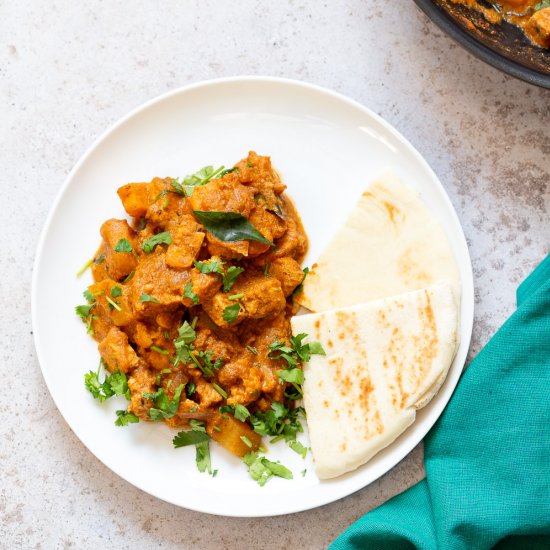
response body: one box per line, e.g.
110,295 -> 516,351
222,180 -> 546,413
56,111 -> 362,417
1,1 -> 548,548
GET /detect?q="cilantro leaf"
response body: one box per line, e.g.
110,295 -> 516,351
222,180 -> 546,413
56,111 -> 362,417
195,440 -> 212,474
292,267 -> 309,297
193,211 -> 274,246
84,367 -> 129,402
83,289 -> 95,303
277,368 -> 304,385
189,419 -> 206,432
216,167 -> 238,178
194,259 -> 225,274
114,239 -> 133,253
139,293 -> 159,303
289,440 -> 308,459
75,303 -> 94,321
243,452 -> 293,486
144,383 -> 184,420
173,430 -> 210,447
183,282 -> 199,305
110,286 -> 122,298
222,266 -> 244,292
173,165 -> 225,198
142,231 -> 172,253
173,320 -> 196,365
250,403 -> 305,444
233,404 -> 250,422
535,0 -> 550,9
212,383 -> 228,399
108,371 -> 131,399
222,303 -> 240,324
114,410 -> 139,426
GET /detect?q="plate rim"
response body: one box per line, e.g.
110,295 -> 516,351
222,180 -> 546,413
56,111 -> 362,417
31,76 -> 474,516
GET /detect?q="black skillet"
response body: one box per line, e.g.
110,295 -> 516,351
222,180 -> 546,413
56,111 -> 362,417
413,0 -> 550,89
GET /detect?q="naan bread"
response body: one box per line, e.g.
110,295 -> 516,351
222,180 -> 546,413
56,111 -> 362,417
291,281 -> 458,480
296,174 -> 461,312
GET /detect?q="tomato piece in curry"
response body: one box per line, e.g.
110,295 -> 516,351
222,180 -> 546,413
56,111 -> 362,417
85,152 -> 308,458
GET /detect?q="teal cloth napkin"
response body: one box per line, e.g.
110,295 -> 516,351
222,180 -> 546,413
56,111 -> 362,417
330,255 -> 550,550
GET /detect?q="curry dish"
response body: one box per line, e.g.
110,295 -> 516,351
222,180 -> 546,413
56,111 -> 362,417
78,152 -> 317,478
452,0 -> 550,48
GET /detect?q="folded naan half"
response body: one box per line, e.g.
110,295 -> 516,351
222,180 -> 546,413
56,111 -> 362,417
295,174 -> 461,312
291,281 -> 458,479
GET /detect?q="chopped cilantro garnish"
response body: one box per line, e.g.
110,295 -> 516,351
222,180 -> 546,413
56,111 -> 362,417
155,368 -> 172,385
195,440 -> 212,474
246,345 -> 258,355
240,435 -> 253,448
183,282 -> 199,305
76,258 -> 93,277
150,345 -> 169,355
228,293 -> 244,300
249,402 -> 305,447
222,303 -> 240,324
122,270 -> 135,283
114,410 -> 139,426
173,320 -> 196,365
75,303 -> 94,320
83,289 -> 95,303
233,404 -> 250,422
173,165 -> 225,198
114,239 -> 133,253
301,469 -> 307,477
276,368 -> 304,385
222,266 -> 244,292
143,384 -> 184,420
84,365 -> 130,402
212,383 -> 228,399
110,286 -> 122,298
243,452 -> 293,486
105,295 -> 121,312
216,167 -> 238,178
189,419 -> 206,432
194,350 -> 223,377
139,293 -> 159,303
292,267 -> 310,297
142,231 -> 172,253
194,259 -> 225,274
186,381 -> 196,396
289,440 -> 308,459
94,253 -> 105,264
173,430 -> 210,447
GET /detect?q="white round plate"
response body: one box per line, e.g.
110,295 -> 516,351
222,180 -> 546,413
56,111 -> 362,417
32,77 -> 474,517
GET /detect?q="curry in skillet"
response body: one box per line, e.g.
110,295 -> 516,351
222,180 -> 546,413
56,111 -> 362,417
76,152 -> 324,483
452,1 -> 550,47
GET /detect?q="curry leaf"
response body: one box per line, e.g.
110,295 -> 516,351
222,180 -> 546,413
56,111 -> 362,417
193,211 -> 274,246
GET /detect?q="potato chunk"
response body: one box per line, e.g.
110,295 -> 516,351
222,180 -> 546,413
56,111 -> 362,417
98,326 -> 140,373
117,182 -> 149,218
100,219 -> 138,281
526,8 -> 550,48
207,413 -> 261,457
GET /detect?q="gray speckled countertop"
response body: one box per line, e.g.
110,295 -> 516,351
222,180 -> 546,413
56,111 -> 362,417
1,1 -> 548,548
